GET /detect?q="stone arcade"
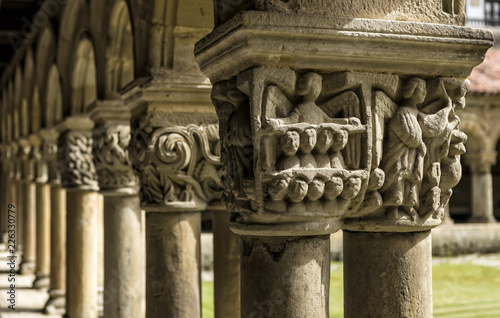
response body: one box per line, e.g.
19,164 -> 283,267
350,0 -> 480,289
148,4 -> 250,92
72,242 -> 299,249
0,0 -> 494,317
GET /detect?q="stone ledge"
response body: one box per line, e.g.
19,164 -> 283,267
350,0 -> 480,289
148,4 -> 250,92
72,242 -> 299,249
196,11 -> 493,83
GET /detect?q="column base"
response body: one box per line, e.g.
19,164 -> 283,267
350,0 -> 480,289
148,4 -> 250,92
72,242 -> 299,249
33,272 -> 50,289
43,289 -> 66,315
19,261 -> 36,275
468,216 -> 497,223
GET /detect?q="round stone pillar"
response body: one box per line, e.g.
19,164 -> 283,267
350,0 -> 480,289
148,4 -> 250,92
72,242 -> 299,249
44,184 -> 67,314
124,84 -> 223,318
57,117 -> 100,318
344,230 -> 432,317
146,212 -> 201,318
33,139 -> 51,289
242,235 -> 330,318
212,208 -> 241,318
33,181 -> 51,288
41,130 -> 67,314
19,138 -> 36,274
90,101 -> 145,318
466,153 -> 497,223
0,145 -> 8,243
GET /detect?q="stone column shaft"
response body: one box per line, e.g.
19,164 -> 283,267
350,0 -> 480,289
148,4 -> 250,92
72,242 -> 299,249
242,235 -> 330,318
66,190 -> 99,318
212,210 -> 241,318
56,117 -> 100,318
103,195 -> 143,318
44,184 -> 67,314
19,138 -> 36,274
344,230 -> 432,317
34,182 -> 51,288
465,153 -> 496,223
146,212 -> 201,318
89,101 -> 145,318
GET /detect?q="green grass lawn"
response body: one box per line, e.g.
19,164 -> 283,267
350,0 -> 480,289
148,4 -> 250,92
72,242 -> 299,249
202,259 -> 500,318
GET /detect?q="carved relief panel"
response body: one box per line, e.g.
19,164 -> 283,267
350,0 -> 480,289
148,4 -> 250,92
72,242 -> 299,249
212,68 -> 468,232
129,113 -> 223,211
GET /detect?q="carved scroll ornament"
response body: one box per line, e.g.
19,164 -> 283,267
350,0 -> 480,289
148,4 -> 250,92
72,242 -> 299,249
129,114 -> 222,211
93,123 -> 138,191
212,68 -> 468,233
57,130 -> 99,190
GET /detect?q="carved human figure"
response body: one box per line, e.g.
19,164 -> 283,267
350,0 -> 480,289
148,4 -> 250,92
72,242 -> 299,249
379,78 -> 427,219
276,130 -> 300,170
269,73 -> 361,127
330,130 -> 348,169
289,178 -> 308,203
299,128 -> 318,168
315,128 -> 333,168
324,177 -> 343,200
225,105 -> 253,198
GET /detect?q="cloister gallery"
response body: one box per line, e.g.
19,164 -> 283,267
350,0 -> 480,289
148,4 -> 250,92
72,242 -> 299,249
0,0 -> 498,317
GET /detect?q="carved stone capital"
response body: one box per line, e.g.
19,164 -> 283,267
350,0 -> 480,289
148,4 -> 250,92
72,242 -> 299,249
18,138 -> 34,181
93,122 -> 139,195
196,12 -> 492,235
88,100 -> 139,195
209,68 -> 472,235
129,112 -> 222,212
39,129 -> 60,184
56,117 -> 99,191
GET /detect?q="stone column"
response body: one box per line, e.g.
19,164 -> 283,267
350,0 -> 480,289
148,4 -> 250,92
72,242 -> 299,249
56,116 -> 100,318
195,3 -> 491,316
124,77 -> 222,318
211,204 -> 241,318
0,145 -> 8,243
19,138 -> 36,274
89,100 -> 144,318
41,130 -> 67,314
33,134 -> 51,289
466,153 -> 497,223
9,143 -> 22,251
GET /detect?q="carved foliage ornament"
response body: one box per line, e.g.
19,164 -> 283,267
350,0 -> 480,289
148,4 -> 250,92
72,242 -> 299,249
57,130 -> 98,190
129,115 -> 222,210
93,123 -> 138,190
211,68 -> 467,230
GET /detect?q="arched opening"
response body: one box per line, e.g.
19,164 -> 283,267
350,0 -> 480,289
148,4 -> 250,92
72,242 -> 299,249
106,0 -> 135,96
46,64 -> 63,127
70,38 -> 97,115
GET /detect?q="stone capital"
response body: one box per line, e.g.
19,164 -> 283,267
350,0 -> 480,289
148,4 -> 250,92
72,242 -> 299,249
38,129 -> 60,184
123,75 -> 222,212
55,116 -> 99,192
195,12 -> 492,235
88,100 -> 139,195
465,152 -> 497,174
18,138 -> 35,181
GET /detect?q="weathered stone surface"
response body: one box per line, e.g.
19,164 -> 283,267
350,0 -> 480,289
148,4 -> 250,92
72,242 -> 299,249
344,230 -> 432,317
241,235 -> 330,318
43,185 -> 66,315
66,191 -> 99,318
145,212 -> 201,318
212,211 -> 240,318
213,0 -> 466,26
196,12 -> 492,83
103,195 -> 143,318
